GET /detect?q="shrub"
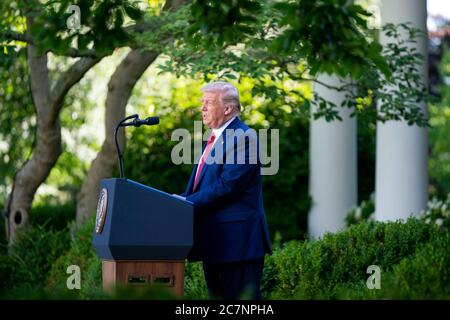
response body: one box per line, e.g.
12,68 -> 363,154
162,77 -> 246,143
429,47 -> 450,198
0,225 -> 70,297
2,203 -> 448,299
265,218 -> 440,299
46,215 -> 101,299
386,231 -> 450,299
417,195 -> 450,232
30,202 -> 76,231
261,240 -> 307,299
345,193 -> 375,227
331,231 -> 450,299
40,213 -> 448,300
346,193 -> 450,230
184,261 -> 208,299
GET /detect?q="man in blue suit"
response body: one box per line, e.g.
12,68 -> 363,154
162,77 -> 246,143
178,81 -> 272,300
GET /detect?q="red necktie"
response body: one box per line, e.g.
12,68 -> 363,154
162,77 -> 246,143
193,133 -> 216,191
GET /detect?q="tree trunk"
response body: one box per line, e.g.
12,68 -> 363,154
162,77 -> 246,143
75,49 -> 159,226
5,44 -> 59,244
4,1 -> 101,244
5,42 -> 101,244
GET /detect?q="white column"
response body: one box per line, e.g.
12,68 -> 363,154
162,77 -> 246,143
375,0 -> 428,221
308,74 -> 357,238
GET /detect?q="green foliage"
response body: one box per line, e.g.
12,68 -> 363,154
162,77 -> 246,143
264,218 -> 442,299
0,1 -> 26,67
30,202 -> 76,231
260,240 -> 306,299
46,215 -> 101,299
122,74 -> 201,193
154,1 -> 429,126
185,0 -> 387,79
1,0 -> 431,128
2,208 -> 449,299
0,25 -> 97,204
188,0 -> 262,47
345,193 -> 375,227
331,231 -> 450,299
0,47 -> 35,200
345,193 -> 450,232
0,225 -> 70,295
384,232 -> 450,299
366,23 -> 430,127
429,104 -> 450,197
417,195 -> 450,232
429,46 -> 450,197
251,97 -> 310,241
28,0 -> 144,56
184,261 -> 208,299
271,0 -> 389,78
357,111 -> 376,202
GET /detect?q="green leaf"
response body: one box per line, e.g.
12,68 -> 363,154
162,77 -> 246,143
124,4 -> 143,20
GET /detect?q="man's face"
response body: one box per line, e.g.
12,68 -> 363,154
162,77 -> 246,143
201,91 -> 228,129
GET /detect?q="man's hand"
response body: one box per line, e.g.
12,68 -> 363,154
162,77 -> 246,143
172,194 -> 186,201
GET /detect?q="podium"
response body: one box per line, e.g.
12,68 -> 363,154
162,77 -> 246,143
92,178 -> 193,297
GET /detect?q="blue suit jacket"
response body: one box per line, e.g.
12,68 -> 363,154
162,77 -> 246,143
182,117 -> 272,265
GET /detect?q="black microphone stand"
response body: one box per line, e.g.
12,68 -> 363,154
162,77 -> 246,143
115,114 -> 139,178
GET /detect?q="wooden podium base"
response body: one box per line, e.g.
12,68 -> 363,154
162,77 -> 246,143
102,260 -> 185,297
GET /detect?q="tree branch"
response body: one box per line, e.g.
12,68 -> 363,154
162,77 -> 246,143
306,77 -> 353,92
1,30 -> 101,57
50,56 -> 102,117
49,48 -> 99,58
283,66 -> 355,92
1,31 -> 34,44
3,0 -> 191,57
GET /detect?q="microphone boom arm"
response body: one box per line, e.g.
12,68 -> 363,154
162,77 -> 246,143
114,114 -> 159,179
115,114 -> 138,178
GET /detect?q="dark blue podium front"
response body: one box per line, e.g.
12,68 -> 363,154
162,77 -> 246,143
92,178 -> 193,260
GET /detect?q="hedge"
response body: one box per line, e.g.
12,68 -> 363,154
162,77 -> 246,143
1,203 -> 448,299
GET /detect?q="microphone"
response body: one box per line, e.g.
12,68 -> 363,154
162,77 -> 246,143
115,114 -> 160,178
135,116 -> 160,127
120,116 -> 160,127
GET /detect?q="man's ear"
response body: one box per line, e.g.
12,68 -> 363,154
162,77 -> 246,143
224,105 -> 232,115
